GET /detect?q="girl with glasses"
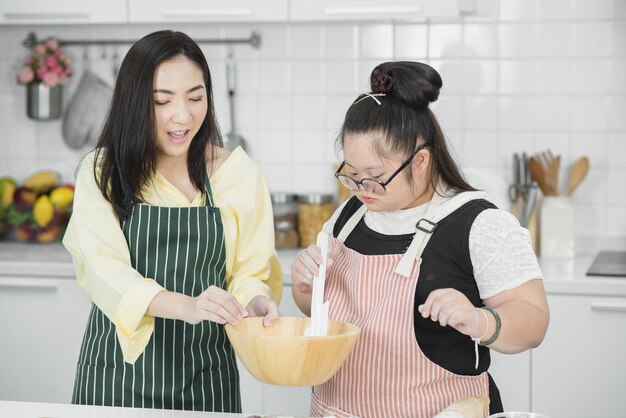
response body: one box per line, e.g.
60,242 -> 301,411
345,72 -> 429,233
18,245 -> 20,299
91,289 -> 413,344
291,61 -> 549,417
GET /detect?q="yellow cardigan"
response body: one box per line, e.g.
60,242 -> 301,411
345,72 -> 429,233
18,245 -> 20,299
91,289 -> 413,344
63,147 -> 282,363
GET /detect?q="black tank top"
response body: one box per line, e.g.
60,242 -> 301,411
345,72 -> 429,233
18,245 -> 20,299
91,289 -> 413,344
333,196 -> 504,413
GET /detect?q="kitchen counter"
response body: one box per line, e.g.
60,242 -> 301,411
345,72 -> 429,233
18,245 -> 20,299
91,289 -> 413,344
2,239 -> 626,296
0,400 -> 260,418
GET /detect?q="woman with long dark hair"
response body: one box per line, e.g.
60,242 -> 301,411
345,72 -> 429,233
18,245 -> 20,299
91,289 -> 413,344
291,61 -> 549,417
63,30 -> 281,412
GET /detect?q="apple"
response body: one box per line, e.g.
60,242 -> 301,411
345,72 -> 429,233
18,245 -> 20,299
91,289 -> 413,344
12,187 -> 37,212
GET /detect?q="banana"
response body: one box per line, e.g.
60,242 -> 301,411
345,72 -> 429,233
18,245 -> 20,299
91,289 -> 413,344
23,170 -> 60,194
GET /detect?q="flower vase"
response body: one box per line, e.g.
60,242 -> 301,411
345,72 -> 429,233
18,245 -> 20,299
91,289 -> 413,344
26,83 -> 62,120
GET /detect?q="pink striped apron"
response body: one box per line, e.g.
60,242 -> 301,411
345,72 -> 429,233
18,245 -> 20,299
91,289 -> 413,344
310,193 -> 489,418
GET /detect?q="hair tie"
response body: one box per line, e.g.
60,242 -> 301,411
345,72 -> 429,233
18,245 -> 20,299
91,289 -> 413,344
371,70 -> 393,93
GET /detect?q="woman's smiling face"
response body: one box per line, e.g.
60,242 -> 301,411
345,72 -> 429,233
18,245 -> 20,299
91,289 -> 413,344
153,55 -> 208,160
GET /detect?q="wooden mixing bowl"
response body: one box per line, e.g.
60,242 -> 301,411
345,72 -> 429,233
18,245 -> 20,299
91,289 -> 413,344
225,316 -> 360,386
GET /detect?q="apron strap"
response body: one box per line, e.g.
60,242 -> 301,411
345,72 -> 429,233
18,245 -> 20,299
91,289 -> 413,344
394,186 -> 446,278
337,204 -> 369,242
203,171 -> 215,207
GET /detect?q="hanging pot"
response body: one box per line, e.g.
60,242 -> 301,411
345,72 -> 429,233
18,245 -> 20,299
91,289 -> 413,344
26,83 -> 63,121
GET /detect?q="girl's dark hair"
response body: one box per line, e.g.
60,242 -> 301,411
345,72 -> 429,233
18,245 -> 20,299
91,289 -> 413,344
338,61 -> 475,194
94,30 -> 222,219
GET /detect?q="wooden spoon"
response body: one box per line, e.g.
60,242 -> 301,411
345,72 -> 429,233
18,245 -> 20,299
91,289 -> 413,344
567,156 -> 589,196
528,157 -> 552,196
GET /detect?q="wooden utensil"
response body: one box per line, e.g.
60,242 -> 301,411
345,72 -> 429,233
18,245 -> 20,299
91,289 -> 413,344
528,157 -> 552,196
567,156 -> 589,196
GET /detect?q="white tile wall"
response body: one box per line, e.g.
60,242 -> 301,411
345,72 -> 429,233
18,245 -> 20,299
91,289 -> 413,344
1,3 -> 625,237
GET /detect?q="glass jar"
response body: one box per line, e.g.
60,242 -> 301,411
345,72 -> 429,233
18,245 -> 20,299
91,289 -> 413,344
271,193 -> 299,249
297,193 -> 334,247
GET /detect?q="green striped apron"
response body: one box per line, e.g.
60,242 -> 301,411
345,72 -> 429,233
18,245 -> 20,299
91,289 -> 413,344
72,178 -> 241,412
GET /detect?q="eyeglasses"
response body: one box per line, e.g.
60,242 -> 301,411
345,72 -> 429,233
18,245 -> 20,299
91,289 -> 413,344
334,145 -> 425,195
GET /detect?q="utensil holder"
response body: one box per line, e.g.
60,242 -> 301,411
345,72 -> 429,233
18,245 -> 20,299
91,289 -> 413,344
540,196 -> 575,258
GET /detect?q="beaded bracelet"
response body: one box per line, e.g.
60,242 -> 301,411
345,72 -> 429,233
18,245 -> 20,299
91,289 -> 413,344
478,306 -> 501,346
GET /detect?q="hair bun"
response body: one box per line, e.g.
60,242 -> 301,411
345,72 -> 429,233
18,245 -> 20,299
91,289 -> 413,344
371,69 -> 394,93
371,61 -> 442,110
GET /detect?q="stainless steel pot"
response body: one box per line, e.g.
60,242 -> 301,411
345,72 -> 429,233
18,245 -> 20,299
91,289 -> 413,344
27,83 -> 62,120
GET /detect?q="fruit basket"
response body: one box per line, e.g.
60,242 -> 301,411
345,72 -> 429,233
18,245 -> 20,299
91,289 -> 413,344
0,171 -> 74,243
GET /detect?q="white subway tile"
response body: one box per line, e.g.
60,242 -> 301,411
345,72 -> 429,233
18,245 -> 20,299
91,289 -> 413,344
535,23 -> 573,58
5,159 -> 38,182
572,59 -> 609,94
291,130 -> 331,164
234,96 -> 259,131
292,96 -> 325,129
257,129 -> 292,163
534,60 -> 572,94
325,24 -> 358,59
394,24 -> 428,59
606,206 -> 626,236
571,132 -> 608,167
431,96 -> 464,131
573,22 -> 611,57
534,97 -> 571,131
326,61 -> 358,94
464,60 -> 498,94
465,96 -> 498,131
614,0 -> 626,18
292,61 -> 323,94
612,22 -> 626,57
428,60 -> 466,94
258,96 -> 292,129
608,96 -> 626,130
500,0 -> 536,21
231,60 -> 258,95
536,0 -> 574,20
258,60 -> 290,94
464,23 -> 498,58
258,163 -> 293,192
292,163 -> 336,194
607,168 -> 626,204
499,24 -> 536,58
571,96 -> 608,131
500,60 -> 535,94
572,166 -> 608,204
325,95 -> 353,131
428,24 -> 463,59
357,59 -> 381,91
608,132 -> 626,168
359,24 -> 393,59
499,97 -> 535,131
497,132 -> 535,168
290,25 -> 323,59
257,25 -> 290,59
574,0 -> 612,20
575,204 -> 607,235
609,58 -> 626,93
8,127 -> 37,158
464,131 -> 499,166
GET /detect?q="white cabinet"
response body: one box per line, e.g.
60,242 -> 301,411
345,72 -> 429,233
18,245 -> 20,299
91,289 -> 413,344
0,0 -> 127,24
289,0 -> 461,21
238,284 -> 312,416
128,0 -> 288,23
489,351 -> 531,412
0,276 -> 90,402
531,294 -> 626,417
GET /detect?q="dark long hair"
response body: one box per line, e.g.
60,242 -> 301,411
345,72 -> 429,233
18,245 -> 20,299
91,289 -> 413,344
94,30 -> 222,219
337,61 -> 475,194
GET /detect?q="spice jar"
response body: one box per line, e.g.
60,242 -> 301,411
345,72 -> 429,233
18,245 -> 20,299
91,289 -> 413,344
297,193 -> 334,247
271,193 -> 299,249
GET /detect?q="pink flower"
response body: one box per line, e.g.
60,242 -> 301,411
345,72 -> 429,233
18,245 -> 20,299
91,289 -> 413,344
42,72 -> 59,87
34,43 -> 46,55
24,56 -> 33,65
44,55 -> 59,69
46,39 -> 59,50
36,67 -> 47,81
17,67 -> 34,84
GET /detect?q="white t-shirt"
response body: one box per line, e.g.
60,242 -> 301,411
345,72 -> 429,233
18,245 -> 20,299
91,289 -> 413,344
322,191 -> 543,299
